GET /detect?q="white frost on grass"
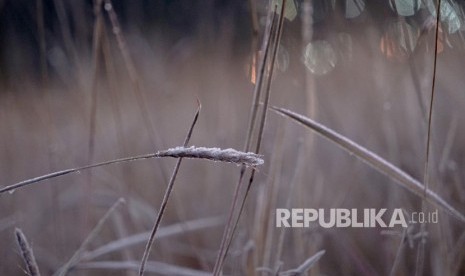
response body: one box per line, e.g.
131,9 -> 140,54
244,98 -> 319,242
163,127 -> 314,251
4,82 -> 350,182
156,146 -> 264,167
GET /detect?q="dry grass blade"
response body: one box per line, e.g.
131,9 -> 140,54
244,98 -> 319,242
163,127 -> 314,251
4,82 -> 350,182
0,147 -> 263,195
214,2 -> 288,273
56,197 -> 125,276
76,261 -> 210,276
81,216 -> 223,261
252,0 -> 287,157
211,6 -> 278,275
271,106 -> 465,223
213,0 -> 286,275
243,4 -> 277,154
423,0 -> 442,190
279,250 -> 325,276
138,104 -> 200,276
417,0 -> 442,274
15,228 -> 41,276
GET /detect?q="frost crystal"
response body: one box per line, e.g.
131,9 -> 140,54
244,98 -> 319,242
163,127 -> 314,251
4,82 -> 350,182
157,146 -> 264,167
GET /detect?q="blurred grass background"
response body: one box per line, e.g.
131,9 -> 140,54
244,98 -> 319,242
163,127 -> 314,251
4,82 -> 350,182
1,0 -> 465,275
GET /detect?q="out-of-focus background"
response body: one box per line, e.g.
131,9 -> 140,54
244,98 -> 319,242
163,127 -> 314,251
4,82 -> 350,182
1,0 -> 465,275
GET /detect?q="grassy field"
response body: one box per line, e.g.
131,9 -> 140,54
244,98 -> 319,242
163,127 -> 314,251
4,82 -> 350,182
1,0 -> 465,275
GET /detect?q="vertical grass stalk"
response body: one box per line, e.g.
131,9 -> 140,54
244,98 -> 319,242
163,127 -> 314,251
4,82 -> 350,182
138,103 -> 201,276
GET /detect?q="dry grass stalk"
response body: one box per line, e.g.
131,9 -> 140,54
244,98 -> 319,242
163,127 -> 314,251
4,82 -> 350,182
138,104 -> 201,276
212,7 -> 278,275
103,0 -> 168,185
81,216 -> 224,261
212,2 -> 287,274
15,228 -> 41,276
417,0 -> 443,274
215,1 -> 288,274
0,147 -> 263,195
157,146 -> 264,167
56,197 -> 125,276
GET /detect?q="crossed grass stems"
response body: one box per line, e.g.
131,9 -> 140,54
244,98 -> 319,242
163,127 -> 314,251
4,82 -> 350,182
5,0 -> 465,275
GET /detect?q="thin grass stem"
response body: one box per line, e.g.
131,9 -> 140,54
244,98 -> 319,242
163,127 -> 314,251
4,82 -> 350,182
56,198 -> 125,276
138,103 -> 201,275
